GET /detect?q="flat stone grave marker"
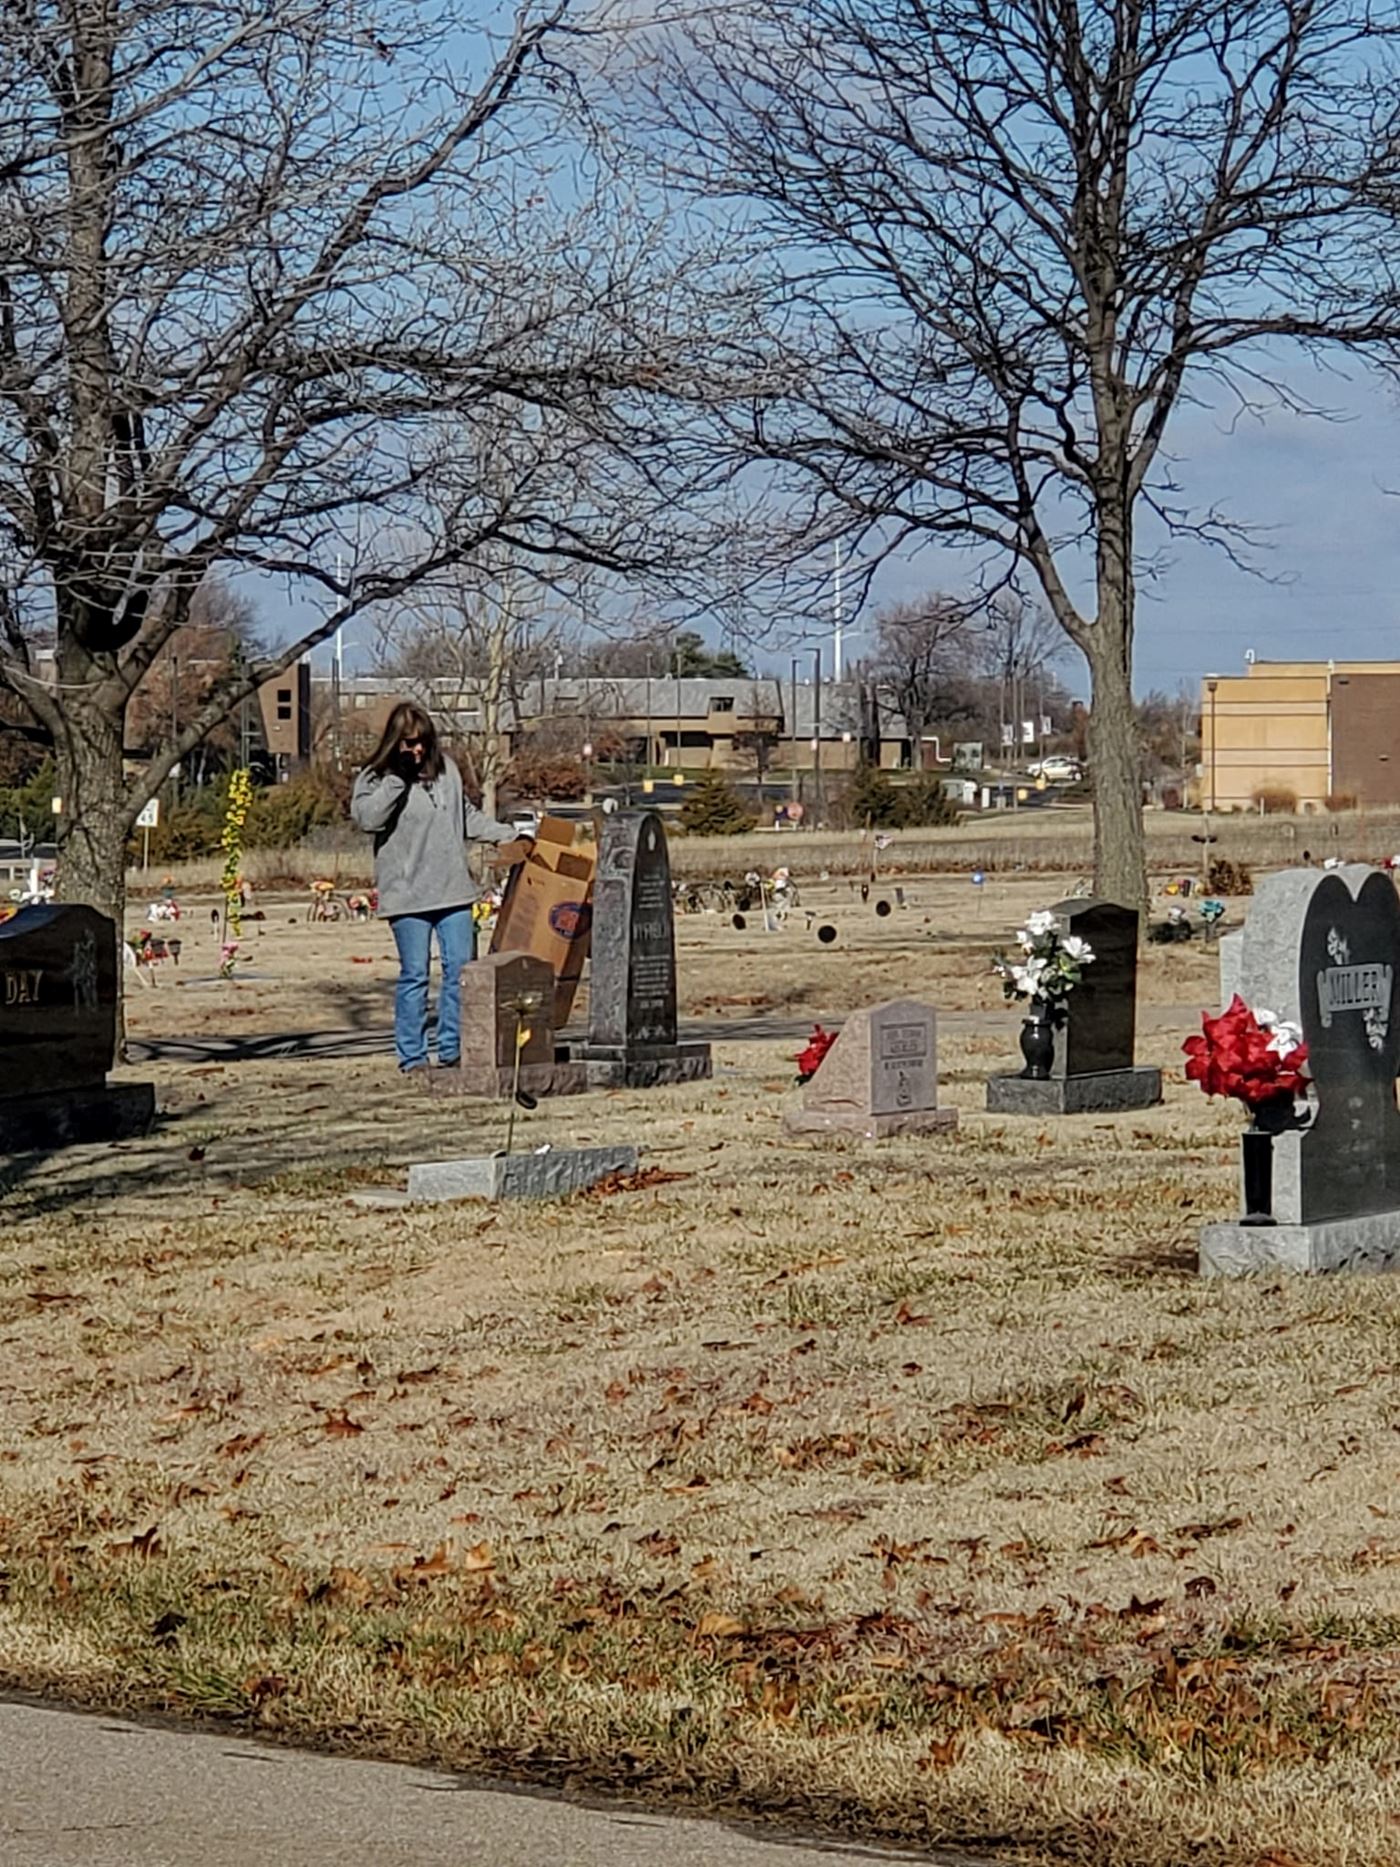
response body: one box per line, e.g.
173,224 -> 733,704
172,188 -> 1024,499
0,904 -> 155,1149
785,998 -> 958,1140
425,952 -> 587,1099
573,811 -> 712,1089
986,899 -> 1162,1115
407,1144 -> 638,1203
1202,864 -> 1400,1274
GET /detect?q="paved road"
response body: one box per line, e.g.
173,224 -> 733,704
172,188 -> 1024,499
0,1699 -> 988,1867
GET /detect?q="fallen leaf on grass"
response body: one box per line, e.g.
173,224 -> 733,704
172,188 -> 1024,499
322,1411 -> 363,1438
637,1530 -> 681,1557
581,1168 -> 693,1198
918,1733 -> 966,1771
695,1611 -> 745,1638
1176,1516 -> 1246,1541
109,1526 -> 161,1559
218,1432 -> 265,1459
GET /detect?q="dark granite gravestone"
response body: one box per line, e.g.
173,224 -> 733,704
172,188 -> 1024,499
1296,870 -> 1400,1223
0,905 -> 155,1148
986,899 -> 1161,1115
1201,865 -> 1400,1274
575,812 -> 711,1088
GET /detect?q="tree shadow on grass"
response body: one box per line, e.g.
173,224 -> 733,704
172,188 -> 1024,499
0,1099 -> 206,1220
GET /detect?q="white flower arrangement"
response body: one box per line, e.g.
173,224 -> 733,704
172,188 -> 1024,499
994,912 -> 1096,1010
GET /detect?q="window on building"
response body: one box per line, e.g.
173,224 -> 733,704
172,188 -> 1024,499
276,687 -> 292,722
712,695 -> 735,712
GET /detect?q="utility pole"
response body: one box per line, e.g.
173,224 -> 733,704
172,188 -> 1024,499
790,656 -> 800,807
331,552 -> 345,773
812,647 -> 823,825
833,541 -> 844,683
170,653 -> 179,803
644,651 -> 653,774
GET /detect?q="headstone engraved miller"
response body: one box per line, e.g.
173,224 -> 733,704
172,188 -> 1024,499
1201,865 -> 1400,1275
576,812 -> 712,1089
784,998 -> 958,1140
985,899 -> 1162,1114
0,905 -> 155,1149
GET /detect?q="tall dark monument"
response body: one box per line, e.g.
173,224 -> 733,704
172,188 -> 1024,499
986,899 -> 1162,1115
0,905 -> 155,1149
576,813 -> 711,1089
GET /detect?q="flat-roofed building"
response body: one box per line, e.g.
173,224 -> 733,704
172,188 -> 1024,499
1200,659 -> 1400,811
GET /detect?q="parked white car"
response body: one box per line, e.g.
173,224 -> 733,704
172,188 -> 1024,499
1027,755 -> 1083,783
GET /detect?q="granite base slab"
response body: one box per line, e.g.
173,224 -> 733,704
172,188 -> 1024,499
0,1082 -> 156,1152
575,1043 -> 713,1090
407,1145 -> 639,1204
421,1059 -> 590,1100
784,1106 -> 959,1141
1201,1211 -> 1400,1277
986,1067 -> 1162,1115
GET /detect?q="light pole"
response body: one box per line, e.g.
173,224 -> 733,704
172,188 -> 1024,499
1206,677 -> 1219,812
790,655 -> 800,806
811,647 -> 823,824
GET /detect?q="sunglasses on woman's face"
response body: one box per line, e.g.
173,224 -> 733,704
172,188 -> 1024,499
400,737 -> 424,751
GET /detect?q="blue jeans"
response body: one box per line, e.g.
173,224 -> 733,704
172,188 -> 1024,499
389,908 -> 477,1069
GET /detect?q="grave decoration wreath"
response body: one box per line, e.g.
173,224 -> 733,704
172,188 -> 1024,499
219,768 -> 252,978
795,1024 -> 838,1084
994,909 -> 1096,1081
1183,995 -> 1310,1116
993,910 -> 1095,1014
1183,995 -> 1311,1224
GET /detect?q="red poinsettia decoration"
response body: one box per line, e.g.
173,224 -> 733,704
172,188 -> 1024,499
795,1024 -> 838,1083
1183,995 -> 1310,1111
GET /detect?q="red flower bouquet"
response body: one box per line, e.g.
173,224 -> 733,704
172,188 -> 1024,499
1183,995 -> 1310,1113
795,1024 -> 838,1084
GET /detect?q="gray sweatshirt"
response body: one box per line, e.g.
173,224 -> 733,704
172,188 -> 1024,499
349,759 -> 515,918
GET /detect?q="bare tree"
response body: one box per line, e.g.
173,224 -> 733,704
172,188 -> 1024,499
868,595 -> 978,760
0,0 -> 743,944
634,0 -> 1400,906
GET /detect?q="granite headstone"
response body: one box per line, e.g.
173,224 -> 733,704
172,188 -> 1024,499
784,998 -> 958,1140
986,899 -> 1161,1114
0,904 -> 155,1148
1201,865 -> 1400,1274
424,951 -> 587,1099
574,813 -> 711,1089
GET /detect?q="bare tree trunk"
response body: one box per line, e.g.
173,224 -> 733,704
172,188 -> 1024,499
479,597 -> 510,821
52,653 -> 130,930
49,641 -> 131,1060
1083,597 -> 1145,914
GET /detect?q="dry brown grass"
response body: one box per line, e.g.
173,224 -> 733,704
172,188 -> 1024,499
141,799 -> 1400,896
4,901 -> 1400,1865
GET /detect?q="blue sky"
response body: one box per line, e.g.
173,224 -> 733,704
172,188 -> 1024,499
828,364 -> 1400,701
274,360 -> 1400,705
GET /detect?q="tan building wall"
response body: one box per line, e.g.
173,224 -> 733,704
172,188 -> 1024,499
1201,660 -> 1400,810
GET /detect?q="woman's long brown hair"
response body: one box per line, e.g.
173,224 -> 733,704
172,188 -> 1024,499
365,701 -> 444,782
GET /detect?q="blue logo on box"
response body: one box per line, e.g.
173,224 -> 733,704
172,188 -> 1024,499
549,901 -> 591,940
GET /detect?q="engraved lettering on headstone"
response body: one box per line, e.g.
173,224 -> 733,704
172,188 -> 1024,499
3,968 -> 43,1005
1317,947 -> 1392,1050
71,932 -> 98,1012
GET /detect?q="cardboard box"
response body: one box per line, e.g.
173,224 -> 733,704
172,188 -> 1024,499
489,816 -> 595,1030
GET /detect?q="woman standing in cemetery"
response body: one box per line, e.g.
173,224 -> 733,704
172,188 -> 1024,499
351,702 -> 521,1073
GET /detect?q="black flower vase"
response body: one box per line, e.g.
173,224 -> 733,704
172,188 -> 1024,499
1018,999 -> 1056,1080
1240,1098 -> 1297,1228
